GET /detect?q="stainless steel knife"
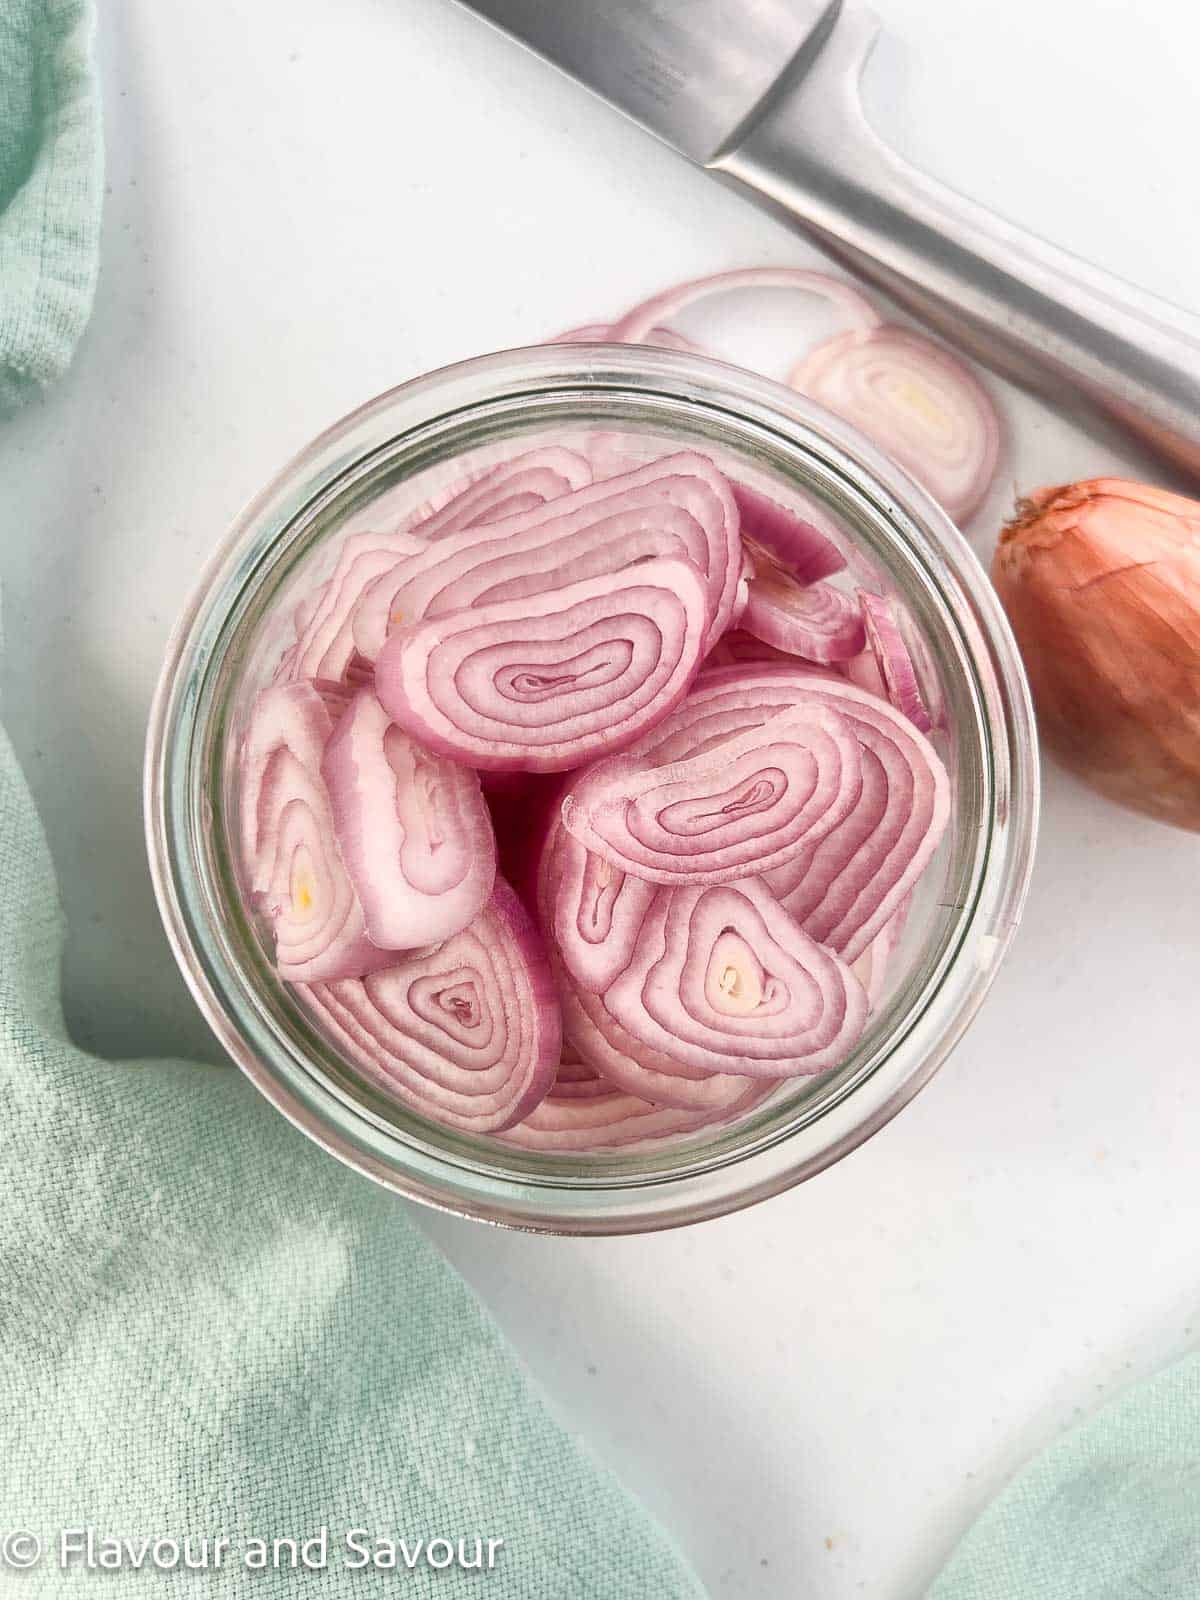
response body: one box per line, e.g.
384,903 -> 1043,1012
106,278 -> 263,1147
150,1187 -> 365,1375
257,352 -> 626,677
454,0 -> 1200,476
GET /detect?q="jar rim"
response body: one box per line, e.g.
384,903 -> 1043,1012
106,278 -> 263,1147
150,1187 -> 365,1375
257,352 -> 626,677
145,342 -> 1038,1234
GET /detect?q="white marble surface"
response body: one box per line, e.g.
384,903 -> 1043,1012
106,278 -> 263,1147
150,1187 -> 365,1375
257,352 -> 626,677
4,0 -> 1199,1594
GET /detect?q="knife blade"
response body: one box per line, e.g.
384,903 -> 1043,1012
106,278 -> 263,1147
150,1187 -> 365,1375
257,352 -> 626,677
455,0 -> 841,165
452,0 -> 1200,477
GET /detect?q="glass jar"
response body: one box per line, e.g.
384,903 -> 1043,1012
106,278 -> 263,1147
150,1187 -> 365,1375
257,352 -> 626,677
145,344 -> 1038,1234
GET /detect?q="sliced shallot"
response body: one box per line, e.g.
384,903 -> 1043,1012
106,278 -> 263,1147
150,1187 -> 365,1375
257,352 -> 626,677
608,878 -> 866,1077
791,325 -> 1001,522
322,688 -> 497,950
353,452 -> 743,662
294,878 -> 560,1134
555,876 -> 867,1096
558,973 -> 764,1111
608,265 -> 881,348
857,590 -> 934,732
500,1053 -> 769,1151
375,556 -> 712,773
560,700 -> 863,884
742,553 -> 865,664
291,529 -> 426,685
406,446 -> 593,541
237,682 -> 396,982
239,681 -> 333,898
657,666 -> 950,962
731,482 -> 848,584
540,823 -> 659,994
850,894 -> 911,1010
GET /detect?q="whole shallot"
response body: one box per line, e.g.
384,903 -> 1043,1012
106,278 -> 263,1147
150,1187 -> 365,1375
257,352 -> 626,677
993,478 -> 1200,831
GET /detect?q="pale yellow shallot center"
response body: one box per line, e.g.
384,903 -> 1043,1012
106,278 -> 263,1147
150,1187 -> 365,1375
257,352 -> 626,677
705,931 -> 766,1016
892,379 -> 946,429
290,850 -> 318,919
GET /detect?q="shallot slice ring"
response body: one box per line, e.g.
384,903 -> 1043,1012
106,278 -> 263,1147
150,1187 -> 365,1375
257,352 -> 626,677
374,556 -> 713,773
609,266 -> 882,347
857,590 -> 935,733
498,1057 -> 770,1151
600,878 -> 869,1079
648,665 -> 951,962
791,325 -> 1001,522
353,452 -> 742,662
741,561 -> 866,664
294,878 -> 560,1134
321,688 -> 497,951
560,702 -> 864,885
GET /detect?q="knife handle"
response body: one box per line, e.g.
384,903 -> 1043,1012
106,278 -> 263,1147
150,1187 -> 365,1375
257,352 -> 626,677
711,2 -> 1200,476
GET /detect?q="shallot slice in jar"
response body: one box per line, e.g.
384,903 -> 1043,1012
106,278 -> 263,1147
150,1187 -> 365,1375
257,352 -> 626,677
731,482 -> 848,585
850,894 -> 912,1010
352,453 -> 743,661
559,974 -> 765,1112
239,681 -> 333,899
560,701 -> 863,885
375,556 -> 712,773
856,590 -> 935,733
539,824 -> 867,1100
540,823 -> 659,995
664,666 -> 950,962
499,1053 -> 770,1152
294,878 -> 560,1135
290,452 -> 592,684
741,552 -> 866,664
705,631 -> 782,669
601,878 -> 868,1079
842,645 -> 888,700
321,688 -> 496,951
237,682 -> 396,982
406,446 -> 593,542
290,529 -> 427,685
791,326 -> 1001,522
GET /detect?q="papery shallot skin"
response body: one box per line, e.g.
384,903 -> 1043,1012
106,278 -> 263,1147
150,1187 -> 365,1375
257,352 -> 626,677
374,557 -> 713,773
294,878 -> 560,1134
321,688 -> 496,951
237,682 -> 397,982
994,478 -> 1200,831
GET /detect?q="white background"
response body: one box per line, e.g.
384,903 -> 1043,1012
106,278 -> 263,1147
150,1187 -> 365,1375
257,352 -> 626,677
4,1 -> 1200,1594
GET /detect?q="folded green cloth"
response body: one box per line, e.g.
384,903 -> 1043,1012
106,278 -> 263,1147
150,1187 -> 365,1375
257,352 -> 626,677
0,0 -> 102,410
0,724 -> 703,1595
929,1356 -> 1200,1599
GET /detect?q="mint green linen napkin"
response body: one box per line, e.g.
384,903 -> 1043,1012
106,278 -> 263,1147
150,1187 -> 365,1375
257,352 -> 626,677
0,0 -> 102,410
0,722 -> 703,1597
929,1357 -> 1200,1598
